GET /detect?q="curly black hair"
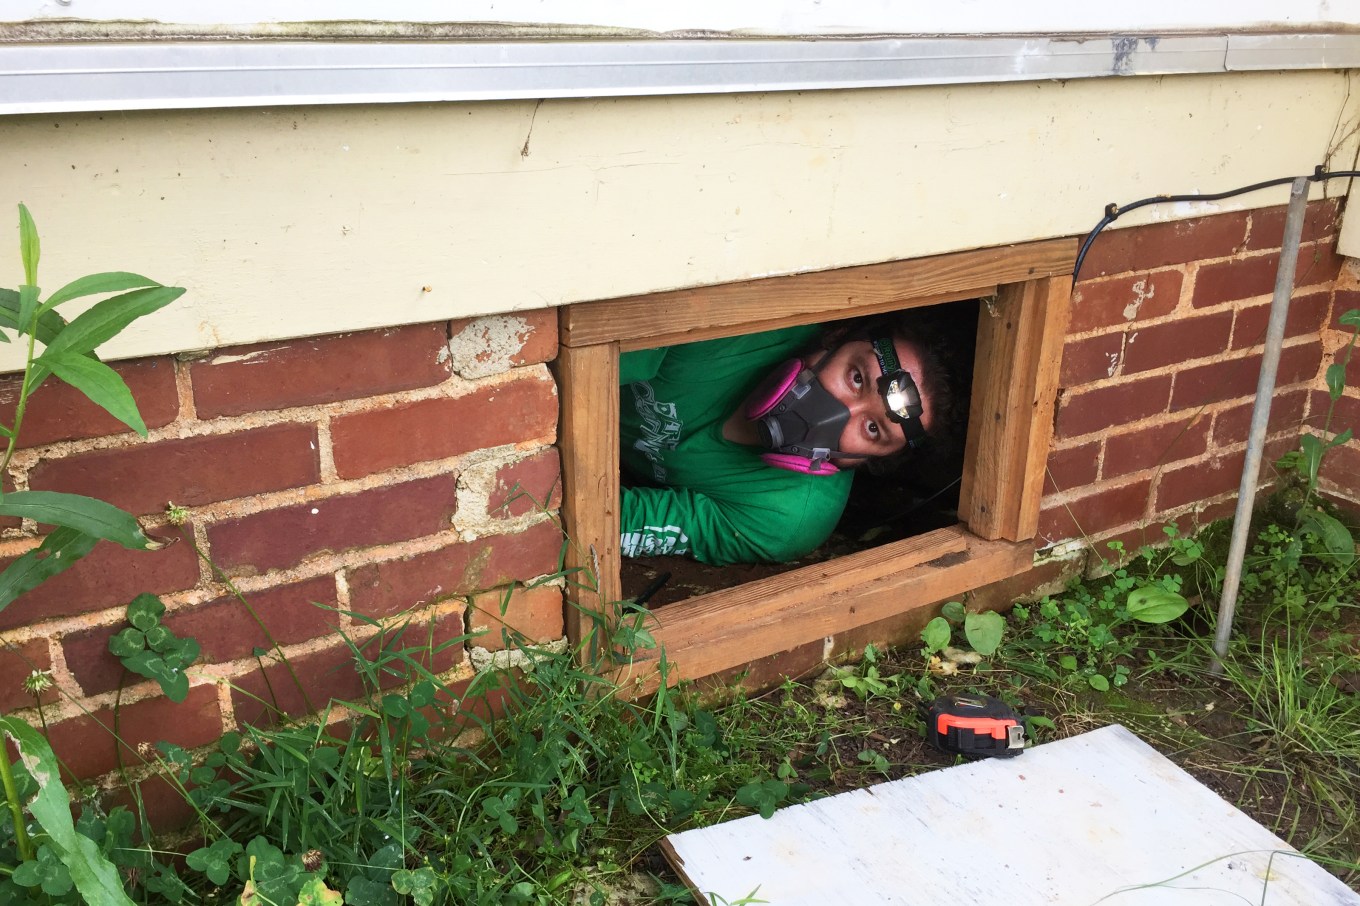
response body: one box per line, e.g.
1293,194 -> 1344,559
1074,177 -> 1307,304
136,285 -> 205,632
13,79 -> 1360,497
818,299 -> 977,477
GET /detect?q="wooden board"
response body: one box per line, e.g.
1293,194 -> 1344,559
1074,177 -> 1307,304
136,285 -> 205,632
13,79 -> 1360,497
554,342 -> 622,649
663,724 -> 1360,906
961,275 -> 1072,541
560,238 -> 1077,349
610,529 -> 1032,695
555,237 -> 1076,683
616,287 -> 991,353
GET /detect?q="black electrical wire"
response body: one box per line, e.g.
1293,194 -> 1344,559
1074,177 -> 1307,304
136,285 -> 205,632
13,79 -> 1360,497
1072,165 -> 1360,285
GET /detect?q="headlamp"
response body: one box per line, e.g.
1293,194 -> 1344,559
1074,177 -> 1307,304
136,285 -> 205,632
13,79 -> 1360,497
870,337 -> 927,447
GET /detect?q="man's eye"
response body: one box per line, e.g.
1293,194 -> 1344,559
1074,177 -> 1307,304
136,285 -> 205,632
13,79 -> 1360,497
867,421 -> 880,439
850,368 -> 864,389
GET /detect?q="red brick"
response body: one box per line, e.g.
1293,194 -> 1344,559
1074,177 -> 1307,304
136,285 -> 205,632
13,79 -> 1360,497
1101,497 -> 1243,556
359,608 -> 467,688
1319,441 -> 1360,498
1192,254 -> 1280,308
1103,416 -> 1210,478
0,472 -> 15,531
1121,310 -> 1233,374
346,520 -> 563,619
1194,245 -> 1342,309
207,474 -> 458,575
468,585 -> 564,650
331,370 -> 557,479
1156,450 -> 1248,511
1059,333 -> 1124,386
190,324 -> 452,419
1038,479 -> 1152,544
0,358 -> 178,449
440,671 -> 524,737
1068,270 -> 1181,334
1229,291 -> 1331,350
1055,374 -> 1172,440
1346,344 -> 1360,389
1214,388 -> 1309,446
43,684 -> 222,781
447,309 -> 559,374
414,608 -> 469,677
1170,340 -> 1321,412
1331,292 -> 1360,329
488,449 -> 562,517
1305,390 -> 1360,435
171,576 -> 340,663
1043,441 -> 1100,495
1295,240 -> 1344,289
107,772 -> 199,835
0,638 -> 57,711
29,423 -> 320,517
0,532 -> 201,632
230,638 -> 368,728
1244,198 -> 1341,251
1080,211 -> 1247,279
61,576 -> 340,697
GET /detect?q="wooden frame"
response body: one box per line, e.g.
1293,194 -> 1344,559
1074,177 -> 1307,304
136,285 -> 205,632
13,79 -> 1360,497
556,238 -> 1075,686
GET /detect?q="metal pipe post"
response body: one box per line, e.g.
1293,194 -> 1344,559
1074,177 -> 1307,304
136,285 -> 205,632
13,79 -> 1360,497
1211,176 -> 1310,671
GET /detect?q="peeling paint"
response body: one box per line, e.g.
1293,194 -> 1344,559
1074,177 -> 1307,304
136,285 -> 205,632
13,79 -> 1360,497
447,315 -> 531,380
208,348 -> 277,366
1122,277 -> 1153,321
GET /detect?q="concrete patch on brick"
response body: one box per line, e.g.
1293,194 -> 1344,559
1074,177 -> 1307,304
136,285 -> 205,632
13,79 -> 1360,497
448,315 -> 532,380
469,638 -> 568,673
454,449 -> 553,539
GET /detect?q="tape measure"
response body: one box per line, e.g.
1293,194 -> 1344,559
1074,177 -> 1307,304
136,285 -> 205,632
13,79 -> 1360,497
924,693 -> 1026,759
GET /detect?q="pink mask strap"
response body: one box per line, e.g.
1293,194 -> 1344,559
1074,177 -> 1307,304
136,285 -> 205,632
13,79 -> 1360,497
745,359 -> 803,420
760,452 -> 840,475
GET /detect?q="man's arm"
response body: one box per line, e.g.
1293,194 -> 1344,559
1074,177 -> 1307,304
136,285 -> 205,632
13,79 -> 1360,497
621,482 -> 843,567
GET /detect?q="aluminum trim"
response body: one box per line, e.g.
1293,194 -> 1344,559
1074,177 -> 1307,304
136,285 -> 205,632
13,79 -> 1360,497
0,33 -> 1352,115
1227,32 -> 1360,69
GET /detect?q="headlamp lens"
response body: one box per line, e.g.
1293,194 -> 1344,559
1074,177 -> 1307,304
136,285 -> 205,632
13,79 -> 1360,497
870,335 -> 927,446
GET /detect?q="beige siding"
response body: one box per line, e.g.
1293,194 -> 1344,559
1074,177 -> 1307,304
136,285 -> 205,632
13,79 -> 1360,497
0,69 -> 1355,365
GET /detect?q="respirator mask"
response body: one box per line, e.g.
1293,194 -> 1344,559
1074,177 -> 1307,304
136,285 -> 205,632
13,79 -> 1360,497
744,336 -> 926,475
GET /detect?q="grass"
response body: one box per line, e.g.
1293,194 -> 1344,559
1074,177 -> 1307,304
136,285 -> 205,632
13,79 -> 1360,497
3,509 -> 1359,904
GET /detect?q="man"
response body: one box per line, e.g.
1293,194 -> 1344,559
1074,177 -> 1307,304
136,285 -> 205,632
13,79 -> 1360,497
619,311 -> 958,565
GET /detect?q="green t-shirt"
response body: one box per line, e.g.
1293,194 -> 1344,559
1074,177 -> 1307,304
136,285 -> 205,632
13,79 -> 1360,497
619,325 -> 852,565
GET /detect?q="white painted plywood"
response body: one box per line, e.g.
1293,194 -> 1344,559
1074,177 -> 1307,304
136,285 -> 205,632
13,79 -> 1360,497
664,725 -> 1359,905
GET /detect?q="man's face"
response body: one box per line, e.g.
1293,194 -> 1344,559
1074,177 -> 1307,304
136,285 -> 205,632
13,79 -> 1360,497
810,336 -> 931,464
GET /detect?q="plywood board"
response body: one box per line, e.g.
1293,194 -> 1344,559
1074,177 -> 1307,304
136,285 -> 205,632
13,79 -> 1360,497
663,724 -> 1359,906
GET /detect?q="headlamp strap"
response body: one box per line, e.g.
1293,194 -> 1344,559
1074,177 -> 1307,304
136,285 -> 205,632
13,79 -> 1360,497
870,337 -> 927,447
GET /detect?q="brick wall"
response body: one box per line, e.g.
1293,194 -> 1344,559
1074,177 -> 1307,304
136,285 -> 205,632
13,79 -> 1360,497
0,310 -> 564,801
6,198 -> 1360,806
1041,197 -> 1360,558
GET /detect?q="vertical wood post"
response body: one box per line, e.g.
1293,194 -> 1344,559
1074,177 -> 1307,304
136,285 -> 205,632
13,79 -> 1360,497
961,277 -> 1071,540
554,341 -> 622,651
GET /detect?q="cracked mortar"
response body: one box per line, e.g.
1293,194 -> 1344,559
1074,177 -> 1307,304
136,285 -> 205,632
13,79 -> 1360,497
469,638 -> 569,673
